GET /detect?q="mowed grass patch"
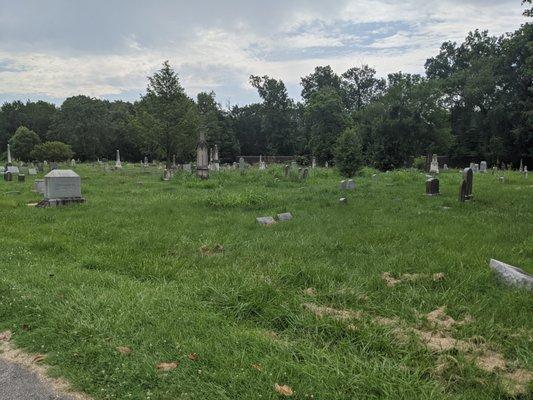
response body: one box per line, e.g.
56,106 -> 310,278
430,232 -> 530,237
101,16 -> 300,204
0,163 -> 531,399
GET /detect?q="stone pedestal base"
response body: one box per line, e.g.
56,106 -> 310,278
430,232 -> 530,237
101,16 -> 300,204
37,197 -> 86,208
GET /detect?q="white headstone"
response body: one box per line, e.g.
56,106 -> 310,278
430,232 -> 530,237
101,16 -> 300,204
28,168 -> 37,175
115,150 -> 122,169
7,166 -> 19,175
480,161 -> 487,173
44,169 -> 82,199
429,154 -> 439,173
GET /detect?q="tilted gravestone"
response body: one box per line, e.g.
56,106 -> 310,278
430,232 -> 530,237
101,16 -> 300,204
426,178 -> 439,196
489,259 -> 532,290
37,169 -> 85,207
459,167 -> 473,202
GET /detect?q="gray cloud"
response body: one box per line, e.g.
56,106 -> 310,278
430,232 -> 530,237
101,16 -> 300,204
0,0 -> 526,105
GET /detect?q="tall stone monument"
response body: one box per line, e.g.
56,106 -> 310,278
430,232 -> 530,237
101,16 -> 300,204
259,155 -> 266,170
115,149 -> 122,169
6,143 -> 12,166
212,145 -> 220,171
196,131 -> 209,179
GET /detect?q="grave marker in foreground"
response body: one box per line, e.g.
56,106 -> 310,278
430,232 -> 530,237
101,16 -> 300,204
37,169 -> 85,207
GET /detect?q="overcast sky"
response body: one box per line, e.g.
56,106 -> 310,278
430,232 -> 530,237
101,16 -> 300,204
0,0 -> 527,106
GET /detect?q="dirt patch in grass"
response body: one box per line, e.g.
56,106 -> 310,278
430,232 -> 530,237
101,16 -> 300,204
0,331 -> 92,400
199,244 -> 224,256
425,307 -> 473,330
302,303 -> 362,321
380,272 -> 445,287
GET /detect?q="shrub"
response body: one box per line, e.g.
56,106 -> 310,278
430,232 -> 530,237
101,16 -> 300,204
334,127 -> 364,177
9,126 -> 41,161
30,141 -> 74,162
412,156 -> 426,170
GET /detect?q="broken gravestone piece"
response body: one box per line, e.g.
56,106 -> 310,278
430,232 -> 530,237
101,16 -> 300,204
276,212 -> 293,221
489,259 -> 532,290
256,216 -> 276,225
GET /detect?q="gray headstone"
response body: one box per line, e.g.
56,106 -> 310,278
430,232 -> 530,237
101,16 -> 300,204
276,212 -> 293,221
18,174 -> 25,182
44,169 -> 82,199
480,161 -> 487,173
34,179 -> 45,194
256,216 -> 276,225
489,259 -> 532,290
339,180 -> 347,190
7,166 -> 19,175
28,168 -> 37,176
426,178 -> 439,196
346,179 -> 355,190
4,171 -> 12,181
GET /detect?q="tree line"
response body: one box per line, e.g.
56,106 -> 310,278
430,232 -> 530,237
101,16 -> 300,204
1,4 -> 531,170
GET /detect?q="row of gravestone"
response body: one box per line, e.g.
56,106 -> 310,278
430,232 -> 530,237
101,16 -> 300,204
425,167 -> 474,201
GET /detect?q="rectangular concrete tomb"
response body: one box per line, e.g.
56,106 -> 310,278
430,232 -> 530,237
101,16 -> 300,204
38,169 -> 85,207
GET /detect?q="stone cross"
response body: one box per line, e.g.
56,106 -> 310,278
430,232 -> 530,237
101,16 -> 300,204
426,178 -> 439,196
459,167 -> 473,202
196,131 -> 209,179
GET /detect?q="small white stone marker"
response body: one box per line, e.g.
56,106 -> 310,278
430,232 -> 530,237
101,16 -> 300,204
256,216 -> 276,225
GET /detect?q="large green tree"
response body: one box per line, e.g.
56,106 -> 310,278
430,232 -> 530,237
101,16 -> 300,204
132,61 -> 198,165
9,126 -> 41,161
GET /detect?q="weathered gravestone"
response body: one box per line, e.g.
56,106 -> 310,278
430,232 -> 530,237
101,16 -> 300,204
196,131 -> 209,179
276,212 -> 293,221
346,179 -> 356,190
239,157 -> 245,173
4,171 -> 12,181
7,166 -> 19,175
284,164 -> 289,178
162,169 -> 172,181
426,178 -> 439,196
0,166 -> 4,174
302,168 -> 309,180
489,259 -> 532,290
37,169 -> 85,207
473,163 -> 479,173
28,168 -> 37,175
429,154 -> 439,173
18,174 -> 25,182
256,216 -> 276,225
480,161 -> 487,173
50,162 -> 58,170
459,167 -> 473,202
34,179 -> 45,194
339,180 -> 347,190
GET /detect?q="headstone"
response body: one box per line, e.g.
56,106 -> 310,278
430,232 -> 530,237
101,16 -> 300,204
18,174 -> 25,182
172,154 -> 177,169
473,163 -> 479,173
429,154 -> 439,173
256,216 -> 276,225
443,164 -> 448,170
37,169 -> 85,207
302,168 -> 309,180
499,176 -> 505,183
459,167 -> 473,202
6,166 -> 19,175
115,149 -> 122,169
196,131 -> 209,179
4,172 -> 12,181
524,166 -> 528,179
0,166 -> 4,173
258,155 -> 266,170
276,212 -> 293,221
339,180 -> 347,190
312,157 -> 316,169
239,157 -> 245,173
426,178 -> 439,196
346,179 -> 355,190
28,168 -> 37,176
34,179 -> 45,194
325,161 -> 329,168
70,159 -> 76,166
519,159 -> 523,172
480,161 -> 487,173
212,145 -> 220,171
50,162 -> 58,170
489,259 -> 532,290
284,164 -> 289,178
144,156 -> 149,165
183,163 -> 192,173
162,169 -> 172,181
469,162 -> 475,170
492,166 -> 497,175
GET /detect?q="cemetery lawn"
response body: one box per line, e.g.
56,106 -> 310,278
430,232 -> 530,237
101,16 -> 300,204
1,165 -> 532,400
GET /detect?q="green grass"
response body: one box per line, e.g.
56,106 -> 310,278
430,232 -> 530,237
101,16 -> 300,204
0,164 -> 531,399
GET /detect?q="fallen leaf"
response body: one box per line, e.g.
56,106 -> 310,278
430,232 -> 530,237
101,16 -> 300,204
251,363 -> 262,371
116,346 -> 132,355
187,353 -> 198,361
0,330 -> 12,342
274,383 -> 293,396
156,361 -> 179,371
32,354 -> 46,363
